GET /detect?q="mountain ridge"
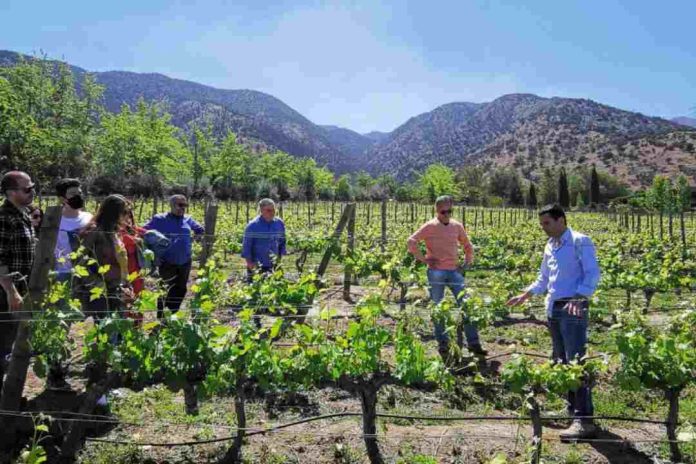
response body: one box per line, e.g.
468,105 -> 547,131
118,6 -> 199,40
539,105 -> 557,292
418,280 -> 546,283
2,49 -> 694,187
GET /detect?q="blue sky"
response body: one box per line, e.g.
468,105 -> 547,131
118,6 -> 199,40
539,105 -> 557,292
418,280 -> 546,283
2,0 -> 694,133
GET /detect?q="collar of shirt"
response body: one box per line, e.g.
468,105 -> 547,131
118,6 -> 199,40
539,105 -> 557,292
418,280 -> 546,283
550,227 -> 572,250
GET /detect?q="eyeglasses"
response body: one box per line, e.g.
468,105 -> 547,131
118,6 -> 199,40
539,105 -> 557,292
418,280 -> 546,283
439,209 -> 452,215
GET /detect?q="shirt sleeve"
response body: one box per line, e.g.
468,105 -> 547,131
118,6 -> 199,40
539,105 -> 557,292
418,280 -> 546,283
407,223 -> 430,255
458,225 -> 474,263
576,237 -> 601,297
0,216 -> 11,276
143,216 -> 156,231
241,224 -> 254,261
187,217 -> 205,235
527,244 -> 550,295
278,222 -> 287,256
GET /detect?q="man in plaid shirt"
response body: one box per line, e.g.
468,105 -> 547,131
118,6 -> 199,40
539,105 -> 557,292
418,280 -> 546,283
0,171 -> 37,393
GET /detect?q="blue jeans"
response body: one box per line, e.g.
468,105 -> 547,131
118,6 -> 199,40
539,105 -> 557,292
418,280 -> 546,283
427,269 -> 480,349
549,298 -> 594,419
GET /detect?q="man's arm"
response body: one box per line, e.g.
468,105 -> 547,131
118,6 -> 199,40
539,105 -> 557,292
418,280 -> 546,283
0,217 -> 23,311
278,222 -> 287,257
507,245 -> 550,306
458,225 -> 474,266
187,217 -> 205,237
407,223 -> 438,267
143,215 -> 157,231
241,224 -> 255,269
576,237 -> 600,297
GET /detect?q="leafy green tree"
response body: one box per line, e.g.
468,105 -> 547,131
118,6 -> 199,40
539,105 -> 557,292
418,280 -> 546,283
0,57 -> 103,185
418,164 -> 458,202
335,175 -> 353,201
95,100 -> 187,191
675,175 -> 692,212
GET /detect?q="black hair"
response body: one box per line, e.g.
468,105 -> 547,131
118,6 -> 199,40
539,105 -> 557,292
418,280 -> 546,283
56,178 -> 82,198
92,194 -> 128,232
538,204 -> 566,221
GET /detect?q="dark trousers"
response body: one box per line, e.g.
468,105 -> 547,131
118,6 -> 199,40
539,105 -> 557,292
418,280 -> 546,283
157,261 -> 192,318
548,298 -> 594,419
0,294 -> 16,394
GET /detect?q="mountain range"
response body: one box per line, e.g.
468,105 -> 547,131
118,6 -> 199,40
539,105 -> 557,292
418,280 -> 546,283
1,50 -> 695,187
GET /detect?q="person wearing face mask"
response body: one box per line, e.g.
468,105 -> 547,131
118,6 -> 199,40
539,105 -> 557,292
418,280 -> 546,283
54,179 -> 92,283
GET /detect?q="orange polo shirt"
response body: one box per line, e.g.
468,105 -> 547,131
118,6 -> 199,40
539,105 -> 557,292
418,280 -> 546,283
407,218 -> 474,270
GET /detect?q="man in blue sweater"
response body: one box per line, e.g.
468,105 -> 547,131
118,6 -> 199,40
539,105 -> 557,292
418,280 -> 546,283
145,194 -> 204,318
241,198 -> 286,282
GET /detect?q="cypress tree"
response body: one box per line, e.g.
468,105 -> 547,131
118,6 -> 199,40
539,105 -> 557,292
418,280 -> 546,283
590,164 -> 600,206
558,167 -> 570,208
528,183 -> 538,208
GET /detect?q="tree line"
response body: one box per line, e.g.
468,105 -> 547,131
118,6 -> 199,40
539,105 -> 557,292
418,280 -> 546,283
1,56 -> 687,207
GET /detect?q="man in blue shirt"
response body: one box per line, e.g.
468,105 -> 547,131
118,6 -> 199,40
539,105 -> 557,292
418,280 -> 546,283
241,198 -> 286,282
507,204 -> 601,440
145,194 -> 204,318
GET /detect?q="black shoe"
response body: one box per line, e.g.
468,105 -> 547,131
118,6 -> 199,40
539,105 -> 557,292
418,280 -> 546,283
467,344 -> 488,356
46,377 -> 72,392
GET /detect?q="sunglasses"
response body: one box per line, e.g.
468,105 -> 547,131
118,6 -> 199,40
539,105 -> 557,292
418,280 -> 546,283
439,209 -> 452,215
176,203 -> 189,208
11,185 -> 35,194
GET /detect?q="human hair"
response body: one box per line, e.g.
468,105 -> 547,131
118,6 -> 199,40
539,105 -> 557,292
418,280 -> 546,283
258,198 -> 275,209
56,178 -> 81,198
0,171 -> 28,194
93,194 -> 129,232
27,203 -> 43,216
538,203 -> 566,221
169,194 -> 188,207
434,195 -> 453,209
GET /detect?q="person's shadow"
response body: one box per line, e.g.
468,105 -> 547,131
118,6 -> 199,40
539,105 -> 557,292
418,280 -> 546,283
563,428 -> 656,464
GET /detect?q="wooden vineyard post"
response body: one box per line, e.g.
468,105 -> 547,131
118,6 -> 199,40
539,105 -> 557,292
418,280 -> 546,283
235,201 -> 240,225
381,200 -> 387,252
0,206 -> 61,450
152,196 -> 158,217
307,201 -> 312,227
245,201 -> 250,223
497,209 -> 501,228
668,211 -> 674,240
316,203 -> 355,278
279,202 -> 284,220
331,201 -> 335,223
680,211 -> 687,258
461,205 -> 466,227
367,201 -> 371,225
343,205 -> 356,301
474,208 -> 478,231
410,203 -> 414,223
200,204 -> 218,267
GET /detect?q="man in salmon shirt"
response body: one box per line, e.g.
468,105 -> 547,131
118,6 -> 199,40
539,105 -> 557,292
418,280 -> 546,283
407,195 -> 486,359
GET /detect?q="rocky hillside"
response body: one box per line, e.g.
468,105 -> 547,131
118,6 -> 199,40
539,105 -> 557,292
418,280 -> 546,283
366,94 -> 696,187
672,116 -> 696,128
2,50 -> 694,187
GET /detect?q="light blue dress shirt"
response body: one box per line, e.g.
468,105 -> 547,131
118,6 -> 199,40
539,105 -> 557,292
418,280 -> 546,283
527,227 -> 601,316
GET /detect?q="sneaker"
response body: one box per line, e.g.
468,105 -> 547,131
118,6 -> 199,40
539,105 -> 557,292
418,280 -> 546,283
559,420 -> 597,440
467,344 -> 488,356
